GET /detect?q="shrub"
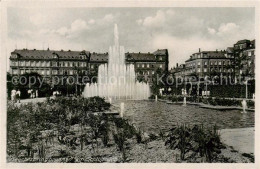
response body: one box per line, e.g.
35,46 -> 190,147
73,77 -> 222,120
247,100 -> 255,108
165,124 -> 192,160
135,128 -> 142,143
165,124 -> 224,162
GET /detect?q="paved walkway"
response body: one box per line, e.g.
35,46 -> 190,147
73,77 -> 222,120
15,97 -> 47,105
219,127 -> 254,154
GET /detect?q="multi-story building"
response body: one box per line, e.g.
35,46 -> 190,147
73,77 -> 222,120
232,39 -> 255,77
170,64 -> 186,78
9,48 -> 169,84
184,49 -> 233,78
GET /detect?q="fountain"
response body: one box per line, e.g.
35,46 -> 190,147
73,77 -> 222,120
241,99 -> 247,113
183,97 -> 187,106
82,24 -> 150,100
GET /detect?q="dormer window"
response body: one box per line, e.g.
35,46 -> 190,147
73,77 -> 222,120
11,54 -> 18,58
53,54 -> 58,59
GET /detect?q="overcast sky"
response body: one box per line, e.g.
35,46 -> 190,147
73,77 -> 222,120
6,7 -> 255,68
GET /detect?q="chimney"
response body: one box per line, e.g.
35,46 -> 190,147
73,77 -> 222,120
199,48 -> 201,52
176,63 -> 179,67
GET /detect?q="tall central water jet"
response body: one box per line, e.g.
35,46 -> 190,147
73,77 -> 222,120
82,24 -> 150,100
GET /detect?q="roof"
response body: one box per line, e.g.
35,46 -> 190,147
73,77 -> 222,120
90,52 -> 108,61
185,50 -> 226,62
125,52 -> 156,61
251,39 -> 255,47
235,39 -> 250,44
153,49 -> 168,55
226,47 -> 234,53
11,48 -> 167,61
12,49 -> 90,59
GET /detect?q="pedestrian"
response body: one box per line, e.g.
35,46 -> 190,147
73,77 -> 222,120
16,89 -> 21,103
32,90 -> 35,98
11,88 -> 16,102
36,90 -> 38,98
28,89 -> 31,98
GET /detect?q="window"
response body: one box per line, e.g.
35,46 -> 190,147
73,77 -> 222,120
147,64 -> 150,68
147,71 -> 150,75
46,70 -> 50,75
223,61 -> 225,65
26,61 -> 30,66
69,70 -> 73,75
142,64 -> 144,68
11,61 -> 17,66
159,64 -> 163,68
91,65 -> 94,69
198,62 -> 201,66
248,51 -> 252,56
20,70 -> 25,74
52,70 -> 57,75
219,61 -> 221,65
215,61 -> 217,65
159,57 -> 162,60
36,61 -> 40,67
13,69 -> 18,74
52,62 -> 57,67
204,61 -> 207,65
31,61 -> 35,66
19,61 -> 24,66
152,71 -> 155,74
41,61 -> 45,67
41,70 -> 45,75
197,68 -> 200,72
137,64 -> 140,68
210,61 -> 213,65
204,68 -> 207,72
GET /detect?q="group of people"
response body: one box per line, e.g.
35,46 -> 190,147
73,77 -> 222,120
28,89 -> 38,99
11,89 -> 21,103
10,88 -> 39,103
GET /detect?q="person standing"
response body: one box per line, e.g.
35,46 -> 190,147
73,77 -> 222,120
11,89 -> 16,102
28,89 -> 31,98
16,89 -> 21,103
36,90 -> 38,98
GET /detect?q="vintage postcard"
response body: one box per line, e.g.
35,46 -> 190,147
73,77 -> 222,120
0,0 -> 259,169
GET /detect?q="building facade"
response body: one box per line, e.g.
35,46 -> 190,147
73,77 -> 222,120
171,39 -> 255,79
184,50 -> 234,77
9,48 -> 169,84
232,39 -> 255,77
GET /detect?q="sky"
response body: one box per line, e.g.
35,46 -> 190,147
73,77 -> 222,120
5,7 -> 255,68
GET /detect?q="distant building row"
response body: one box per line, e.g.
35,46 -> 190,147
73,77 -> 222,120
9,48 -> 169,84
170,39 -> 255,78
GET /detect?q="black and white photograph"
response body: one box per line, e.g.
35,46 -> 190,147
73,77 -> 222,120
0,0 -> 259,167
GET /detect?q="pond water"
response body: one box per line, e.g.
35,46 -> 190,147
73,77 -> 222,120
112,100 -> 255,133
